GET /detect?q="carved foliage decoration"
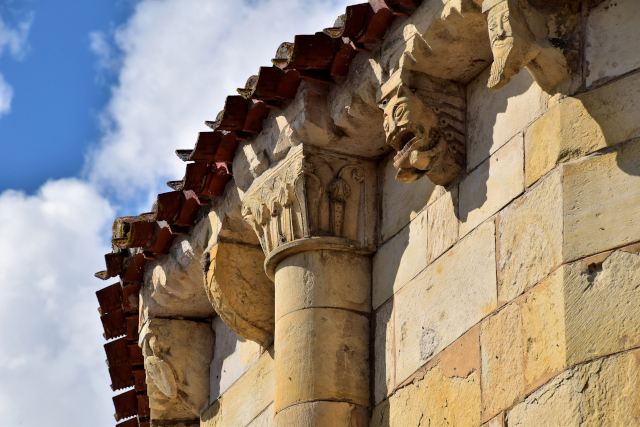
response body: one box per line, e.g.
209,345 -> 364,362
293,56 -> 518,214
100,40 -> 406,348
139,319 -> 214,420
242,147 -> 375,257
378,68 -> 466,186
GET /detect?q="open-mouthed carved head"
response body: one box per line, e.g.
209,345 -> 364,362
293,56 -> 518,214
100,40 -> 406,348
378,70 -> 466,185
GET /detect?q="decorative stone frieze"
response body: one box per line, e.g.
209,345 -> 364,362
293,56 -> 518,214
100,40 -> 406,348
139,319 -> 214,421
378,68 -> 466,185
241,145 -> 376,259
482,0 -> 577,92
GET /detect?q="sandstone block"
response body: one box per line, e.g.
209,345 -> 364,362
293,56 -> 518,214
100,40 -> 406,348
480,303 -> 525,422
497,171 -> 562,303
564,249 -> 640,365
526,73 -> 640,186
460,135 -> 524,237
248,404 -> 274,427
381,152 -> 444,243
274,308 -> 370,412
520,269 -> 566,392
483,413 -> 505,427
467,67 -> 547,171
507,349 -> 640,426
586,0 -> 640,87
201,351 -> 274,427
373,299 -> 395,405
371,359 -> 481,427
563,138 -> 640,261
395,221 -> 497,383
372,208 -> 428,309
275,402 -> 367,427
275,250 -> 371,319
427,187 -> 459,264
209,316 -> 262,402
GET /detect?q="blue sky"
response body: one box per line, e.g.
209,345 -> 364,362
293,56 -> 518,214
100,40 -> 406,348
0,1 -> 353,425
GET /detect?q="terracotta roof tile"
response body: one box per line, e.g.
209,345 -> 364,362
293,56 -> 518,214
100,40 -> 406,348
113,389 -> 138,421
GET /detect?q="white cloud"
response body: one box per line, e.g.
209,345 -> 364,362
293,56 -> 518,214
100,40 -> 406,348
0,12 -> 32,117
87,0 -> 354,203
0,0 -> 357,425
0,179 -> 115,426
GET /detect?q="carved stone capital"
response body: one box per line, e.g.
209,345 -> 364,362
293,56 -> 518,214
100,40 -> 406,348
483,0 -> 577,92
378,68 -> 466,185
241,145 -> 376,258
139,319 -> 214,420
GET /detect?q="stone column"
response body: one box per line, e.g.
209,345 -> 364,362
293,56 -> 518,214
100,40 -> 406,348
266,239 -> 371,427
240,146 -> 377,427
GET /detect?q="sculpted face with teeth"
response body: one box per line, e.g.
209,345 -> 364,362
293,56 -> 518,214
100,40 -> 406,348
379,74 -> 466,186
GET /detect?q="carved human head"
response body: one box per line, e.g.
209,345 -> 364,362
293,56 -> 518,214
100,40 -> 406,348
483,0 -> 537,89
378,69 -> 466,185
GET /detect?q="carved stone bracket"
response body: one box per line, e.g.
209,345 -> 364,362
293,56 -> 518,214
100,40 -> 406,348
139,319 -> 214,421
241,145 -> 376,259
378,68 -> 466,185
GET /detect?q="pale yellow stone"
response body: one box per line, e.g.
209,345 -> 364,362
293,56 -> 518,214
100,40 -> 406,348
275,402 -> 367,427
274,308 -> 369,412
564,250 -> 640,365
520,269 -> 566,391
370,364 -> 482,427
372,208 -> 428,309
563,138 -> 640,261
395,221 -> 497,383
201,351 -> 274,427
275,250 -> 371,319
480,303 -> 525,421
526,73 -> 640,186
427,187 -> 459,264
460,135 -> 525,237
373,299 -> 395,405
586,0 -> 640,87
381,152 -> 444,243
507,349 -> 640,426
467,67 -> 547,170
497,170 -> 562,303
483,413 -> 504,427
248,404 -> 274,427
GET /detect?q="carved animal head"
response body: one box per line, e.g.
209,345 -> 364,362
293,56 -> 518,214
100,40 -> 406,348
378,69 -> 466,186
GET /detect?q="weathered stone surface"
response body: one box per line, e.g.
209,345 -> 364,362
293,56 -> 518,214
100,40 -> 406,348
395,221 -> 497,383
381,151 -> 444,243
427,187 -> 458,264
204,242 -> 274,346
525,72 -> 640,186
507,349 -> 640,426
275,402 -> 367,427
563,138 -> 640,261
372,208 -> 428,310
480,303 -> 524,422
139,319 -> 214,420
373,299 -> 395,405
209,316 -> 262,402
201,351 -> 274,427
274,308 -> 369,412
484,412 -> 505,427
141,224 -> 215,322
275,250 -> 371,319
460,135 -> 524,237
371,359 -> 481,427
247,404 -> 274,427
467,67 -> 546,170
520,269 -> 566,392
564,249 -> 640,366
586,0 -> 640,87
497,170 -> 562,303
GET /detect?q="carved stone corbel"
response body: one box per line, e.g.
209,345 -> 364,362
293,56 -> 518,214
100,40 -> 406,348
483,0 -> 577,92
139,319 -> 214,420
378,68 -> 466,185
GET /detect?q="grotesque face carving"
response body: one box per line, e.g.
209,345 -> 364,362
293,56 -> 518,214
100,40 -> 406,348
378,71 -> 466,186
